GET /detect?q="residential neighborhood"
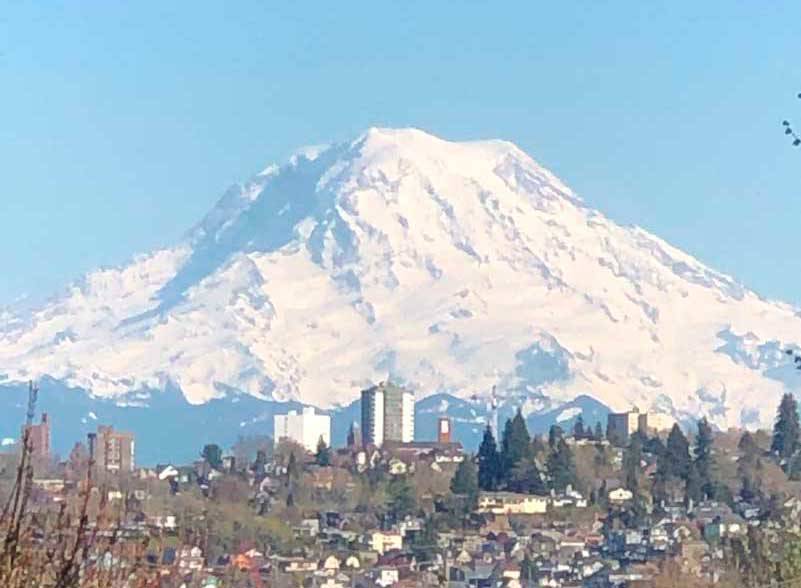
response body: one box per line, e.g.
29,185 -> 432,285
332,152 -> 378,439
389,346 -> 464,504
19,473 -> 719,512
5,385 -> 801,587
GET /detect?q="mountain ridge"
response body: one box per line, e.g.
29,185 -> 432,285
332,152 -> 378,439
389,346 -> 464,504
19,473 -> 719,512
1,127 -> 799,432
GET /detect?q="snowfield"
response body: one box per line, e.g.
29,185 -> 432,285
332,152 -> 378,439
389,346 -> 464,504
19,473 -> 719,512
1,128 -> 799,429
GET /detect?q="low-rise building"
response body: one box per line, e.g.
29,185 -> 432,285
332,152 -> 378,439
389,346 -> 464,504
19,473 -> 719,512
608,488 -> 634,504
371,531 -> 403,554
478,492 -> 549,515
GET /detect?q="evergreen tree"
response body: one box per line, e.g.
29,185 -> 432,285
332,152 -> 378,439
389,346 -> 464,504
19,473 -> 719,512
500,410 -> 531,483
594,421 -> 604,442
740,473 -> 757,502
644,434 -> 666,458
531,435 -> 547,458
201,443 -> 223,470
548,425 -> 564,450
597,479 -> 609,508
387,475 -> 416,520
252,449 -> 267,479
286,450 -> 300,485
520,552 -> 537,586
315,436 -> 332,467
510,457 -> 547,495
450,456 -> 479,509
685,462 -> 702,507
772,393 -> 800,463
573,415 -> 585,439
665,424 -> 691,480
738,431 -> 758,457
478,425 -> 501,491
623,434 -> 642,493
694,417 -> 714,499
547,437 -> 577,492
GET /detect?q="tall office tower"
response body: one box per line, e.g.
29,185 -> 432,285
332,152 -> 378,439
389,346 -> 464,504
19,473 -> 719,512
88,425 -> 135,475
361,382 -> 415,447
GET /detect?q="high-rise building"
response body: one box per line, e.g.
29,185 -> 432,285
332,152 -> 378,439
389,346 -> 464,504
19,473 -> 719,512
23,413 -> 50,462
273,407 -> 331,453
361,382 -> 415,447
606,408 -> 648,445
88,426 -> 135,474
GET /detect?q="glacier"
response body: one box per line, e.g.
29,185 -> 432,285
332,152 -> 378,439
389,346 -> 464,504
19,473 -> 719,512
1,127 -> 800,432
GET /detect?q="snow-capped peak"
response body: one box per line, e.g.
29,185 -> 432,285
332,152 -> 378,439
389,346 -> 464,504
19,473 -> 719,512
1,128 -> 799,429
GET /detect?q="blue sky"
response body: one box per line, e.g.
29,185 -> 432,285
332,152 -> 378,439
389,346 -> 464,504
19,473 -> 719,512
1,2 -> 800,305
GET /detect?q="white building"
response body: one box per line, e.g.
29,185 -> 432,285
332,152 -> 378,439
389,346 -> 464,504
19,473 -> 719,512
608,487 -> 634,503
370,531 -> 403,554
477,492 -> 549,515
274,407 -> 331,453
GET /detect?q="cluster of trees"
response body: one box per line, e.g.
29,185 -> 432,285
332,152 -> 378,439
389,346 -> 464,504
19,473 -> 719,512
647,419 -> 720,506
475,410 -> 578,495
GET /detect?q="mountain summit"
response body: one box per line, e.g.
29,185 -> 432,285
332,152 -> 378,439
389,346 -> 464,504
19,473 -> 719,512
1,128 -> 799,429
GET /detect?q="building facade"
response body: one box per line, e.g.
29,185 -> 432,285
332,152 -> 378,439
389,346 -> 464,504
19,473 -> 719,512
607,408 -> 648,445
361,382 -> 415,447
273,407 -> 331,453
88,425 -> 135,474
478,492 -> 549,515
437,417 -> 452,444
23,413 -> 50,462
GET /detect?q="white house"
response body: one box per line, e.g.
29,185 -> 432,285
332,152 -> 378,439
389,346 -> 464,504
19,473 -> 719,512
608,488 -> 634,503
274,407 -> 331,453
477,492 -> 549,515
371,531 -> 403,554
376,568 -> 399,587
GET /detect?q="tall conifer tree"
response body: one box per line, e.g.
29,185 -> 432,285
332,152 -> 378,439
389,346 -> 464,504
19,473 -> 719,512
694,417 -> 714,498
478,425 -> 501,491
772,393 -> 800,463
500,409 -> 531,483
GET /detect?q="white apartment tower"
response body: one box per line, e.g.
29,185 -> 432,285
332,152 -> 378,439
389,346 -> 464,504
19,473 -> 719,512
361,382 -> 415,447
274,407 -> 331,452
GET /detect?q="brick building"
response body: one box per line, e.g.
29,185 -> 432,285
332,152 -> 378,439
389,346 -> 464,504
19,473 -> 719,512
88,426 -> 135,474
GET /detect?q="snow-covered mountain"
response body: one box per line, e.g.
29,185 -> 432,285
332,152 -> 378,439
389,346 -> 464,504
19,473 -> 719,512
2,128 -> 800,431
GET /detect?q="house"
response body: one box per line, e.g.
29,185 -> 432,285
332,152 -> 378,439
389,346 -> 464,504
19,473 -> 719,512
388,458 -> 410,475
703,515 -> 746,543
295,518 -> 321,538
177,546 -> 204,571
608,488 -> 634,504
371,531 -> 404,554
278,557 -> 318,573
321,554 -> 341,574
375,567 -> 399,587
478,492 -> 548,515
148,515 -> 177,530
